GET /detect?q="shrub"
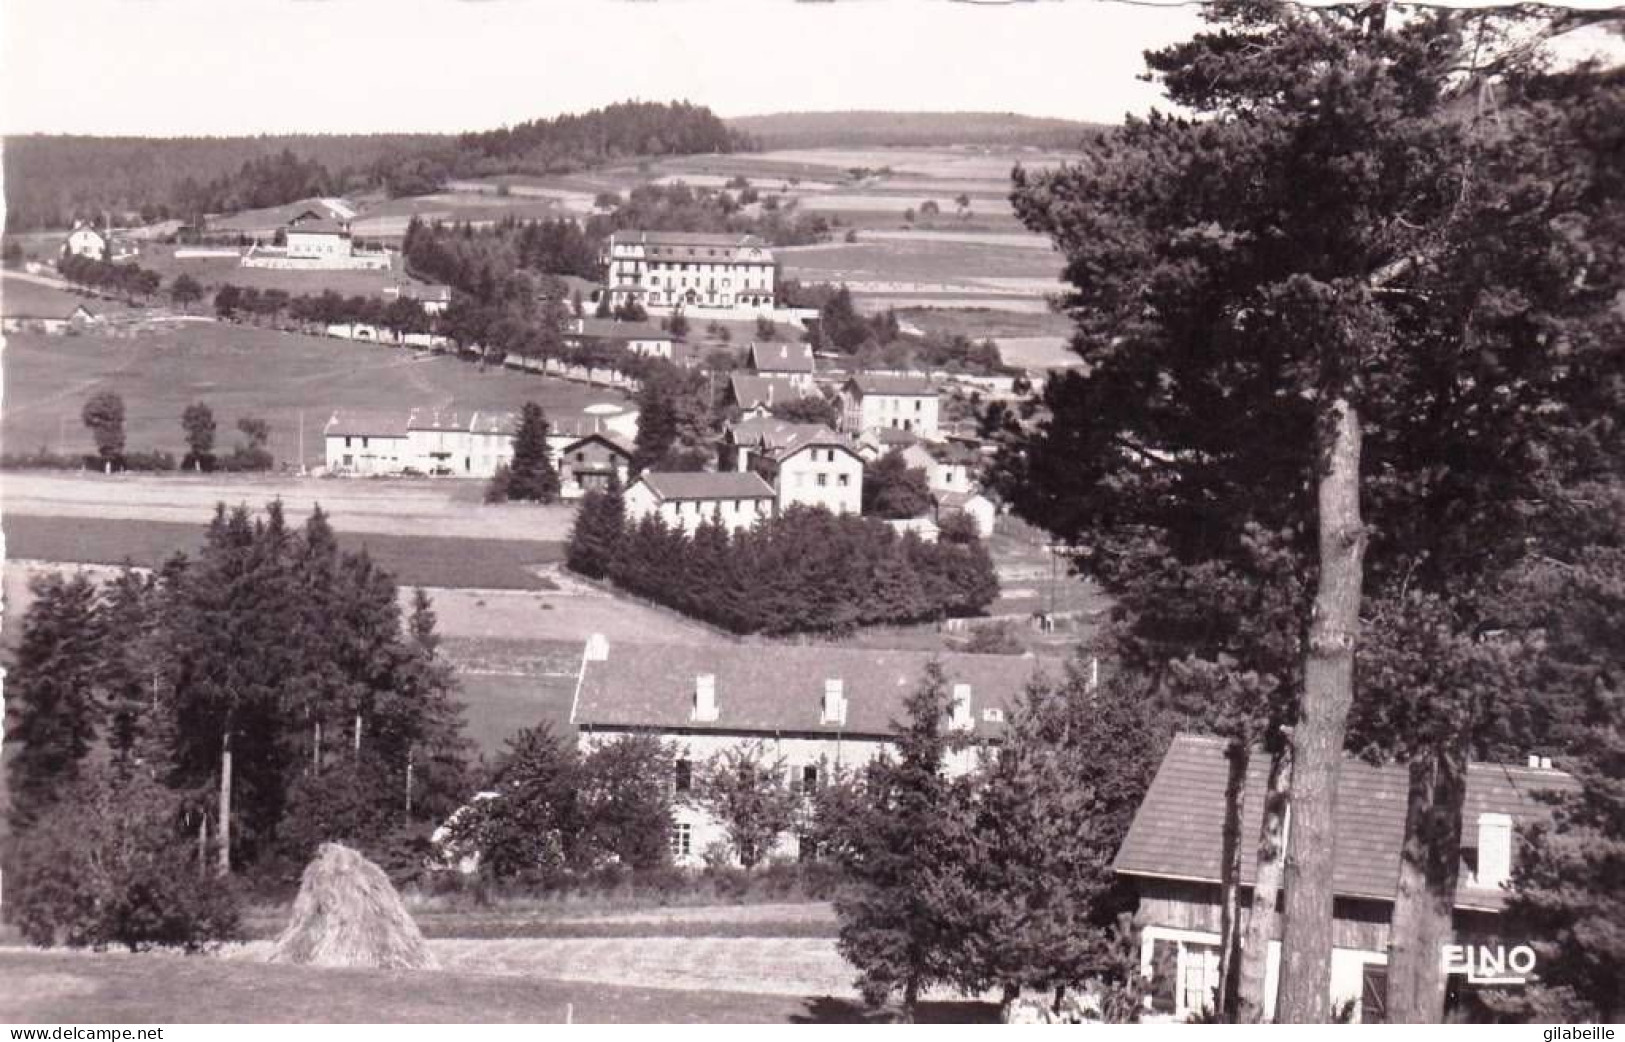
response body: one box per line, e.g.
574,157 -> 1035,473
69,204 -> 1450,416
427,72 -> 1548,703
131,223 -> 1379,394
5,768 -> 241,952
121,449 -> 178,472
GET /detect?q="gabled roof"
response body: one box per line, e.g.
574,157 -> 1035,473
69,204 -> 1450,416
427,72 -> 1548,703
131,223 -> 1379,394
289,219 -> 350,237
549,414 -> 623,440
468,410 -> 517,436
607,230 -> 773,263
562,431 -> 635,458
1114,733 -> 1581,911
750,341 -> 815,375
847,373 -> 936,397
325,411 -> 408,438
729,374 -> 810,409
726,416 -> 827,451
406,407 -> 465,433
1,276 -> 98,320
634,471 -> 775,502
574,640 -> 1057,737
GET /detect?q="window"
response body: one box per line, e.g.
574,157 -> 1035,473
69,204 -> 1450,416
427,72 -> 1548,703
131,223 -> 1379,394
837,473 -> 850,487
669,823 -> 692,858
345,436 -> 353,448
674,758 -> 692,793
800,764 -> 818,792
362,436 -> 370,448
342,454 -> 354,466
1178,942 -> 1221,1019
797,834 -> 820,863
1361,964 -> 1388,1024
817,473 -> 828,487
1148,939 -> 1178,1015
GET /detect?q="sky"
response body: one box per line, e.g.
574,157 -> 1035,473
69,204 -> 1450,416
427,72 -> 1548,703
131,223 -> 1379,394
0,1 -> 1212,137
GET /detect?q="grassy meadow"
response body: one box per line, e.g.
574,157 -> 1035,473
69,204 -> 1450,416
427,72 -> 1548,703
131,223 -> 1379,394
2,325 -> 626,469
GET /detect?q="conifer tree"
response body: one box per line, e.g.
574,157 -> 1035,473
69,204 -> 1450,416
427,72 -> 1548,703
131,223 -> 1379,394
835,662 -> 979,1019
5,573 -> 104,830
506,401 -> 560,502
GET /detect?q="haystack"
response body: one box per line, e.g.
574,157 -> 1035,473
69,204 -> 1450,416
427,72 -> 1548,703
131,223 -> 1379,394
270,842 -> 437,970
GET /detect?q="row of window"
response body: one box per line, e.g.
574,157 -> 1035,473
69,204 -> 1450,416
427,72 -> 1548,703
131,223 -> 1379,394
791,471 -> 851,489
667,824 -> 822,862
1147,936 -> 1388,1023
671,759 -> 822,795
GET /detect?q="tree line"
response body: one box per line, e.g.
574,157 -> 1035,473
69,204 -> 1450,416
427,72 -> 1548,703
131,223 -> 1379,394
3,502 -> 472,948
568,489 -> 999,635
3,102 -> 753,231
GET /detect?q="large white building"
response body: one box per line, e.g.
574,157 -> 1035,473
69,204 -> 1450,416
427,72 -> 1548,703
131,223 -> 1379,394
623,471 -> 777,534
324,408 -> 522,478
63,223 -> 108,261
571,637 -> 1055,866
603,231 -> 777,313
567,317 -> 680,361
286,220 -> 354,261
839,373 -> 941,438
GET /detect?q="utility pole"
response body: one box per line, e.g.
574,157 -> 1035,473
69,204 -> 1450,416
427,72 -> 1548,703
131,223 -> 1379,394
298,409 -> 306,475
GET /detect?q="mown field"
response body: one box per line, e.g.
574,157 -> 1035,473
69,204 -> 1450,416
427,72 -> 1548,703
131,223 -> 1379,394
137,245 -> 403,296
2,325 -> 626,469
3,515 -> 562,591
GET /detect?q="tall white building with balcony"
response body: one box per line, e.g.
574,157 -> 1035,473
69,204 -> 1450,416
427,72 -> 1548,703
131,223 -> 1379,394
603,231 -> 777,313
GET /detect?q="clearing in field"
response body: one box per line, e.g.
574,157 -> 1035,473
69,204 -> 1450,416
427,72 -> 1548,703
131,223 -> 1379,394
2,324 -> 626,468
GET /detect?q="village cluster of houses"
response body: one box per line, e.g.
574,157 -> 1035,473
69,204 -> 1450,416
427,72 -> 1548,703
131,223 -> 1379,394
534,632 -> 1578,1024
323,332 -> 998,536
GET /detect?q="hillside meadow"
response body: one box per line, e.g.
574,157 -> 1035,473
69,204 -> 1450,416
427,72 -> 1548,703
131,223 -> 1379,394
2,324 -> 627,469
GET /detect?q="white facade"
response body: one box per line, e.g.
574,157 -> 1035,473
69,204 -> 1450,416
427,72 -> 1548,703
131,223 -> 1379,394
64,225 -> 108,260
1136,927 -> 1381,1024
770,443 -> 863,516
624,473 -> 775,534
604,231 -> 777,313
287,228 -> 352,260
324,430 -> 408,475
841,376 -> 941,438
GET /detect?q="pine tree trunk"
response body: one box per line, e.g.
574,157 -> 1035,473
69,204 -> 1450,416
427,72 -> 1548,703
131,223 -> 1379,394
1216,737 -> 1250,1020
1278,398 -> 1365,1023
1386,744 -> 1468,1023
1239,738 -> 1293,1022
902,977 -> 920,1023
353,711 -> 363,757
197,810 -> 209,876
314,719 -> 322,772
405,751 -> 415,815
217,732 -> 233,877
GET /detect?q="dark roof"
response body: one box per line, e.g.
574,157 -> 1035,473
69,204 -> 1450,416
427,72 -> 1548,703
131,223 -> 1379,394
874,427 -> 921,447
729,374 -> 809,409
549,413 -> 627,440
289,219 -> 350,237
324,411 -> 408,438
574,641 -> 1057,737
561,431 -> 635,458
634,471 -> 775,502
1114,733 -> 1581,911
572,318 -> 674,342
847,373 -> 936,397
750,341 -> 815,374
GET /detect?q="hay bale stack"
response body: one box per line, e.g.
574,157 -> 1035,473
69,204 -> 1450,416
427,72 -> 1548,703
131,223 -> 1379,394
270,842 -> 437,970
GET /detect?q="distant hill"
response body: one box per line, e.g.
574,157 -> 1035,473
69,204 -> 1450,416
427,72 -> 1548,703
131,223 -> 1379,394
728,111 -> 1110,150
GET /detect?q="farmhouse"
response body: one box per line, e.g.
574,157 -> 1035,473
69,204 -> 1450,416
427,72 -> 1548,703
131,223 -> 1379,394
62,222 -> 108,261
934,489 -> 997,539
603,230 -> 777,313
623,471 -> 776,534
724,417 -> 864,516
901,440 -> 981,494
840,373 -> 941,438
384,282 -> 452,317
1,277 -> 103,334
558,432 -> 634,497
548,410 -> 641,459
566,317 -> 679,361
287,220 -> 354,261
323,412 -> 409,475
748,341 -> 816,390
1115,733 -> 1579,1023
570,636 -> 1054,865
727,373 -> 813,414
855,426 -> 921,462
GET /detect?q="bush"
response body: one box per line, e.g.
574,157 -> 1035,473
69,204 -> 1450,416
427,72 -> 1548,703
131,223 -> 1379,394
1,449 -> 83,471
5,769 -> 241,952
121,449 -> 178,472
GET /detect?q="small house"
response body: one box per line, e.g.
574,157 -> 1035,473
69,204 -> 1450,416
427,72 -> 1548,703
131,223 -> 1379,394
324,412 -> 409,475
624,471 -> 776,534
840,373 -> 940,438
559,432 -> 635,497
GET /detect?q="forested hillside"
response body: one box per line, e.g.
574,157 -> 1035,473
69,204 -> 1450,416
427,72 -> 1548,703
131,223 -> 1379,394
2,102 -> 753,231
727,110 -> 1109,149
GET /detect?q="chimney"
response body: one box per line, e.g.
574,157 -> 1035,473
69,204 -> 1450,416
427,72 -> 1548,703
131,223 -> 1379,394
584,633 -> 610,662
693,673 -> 718,722
950,683 -> 973,731
1476,812 -> 1514,889
738,445 -> 750,473
821,678 -> 847,726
